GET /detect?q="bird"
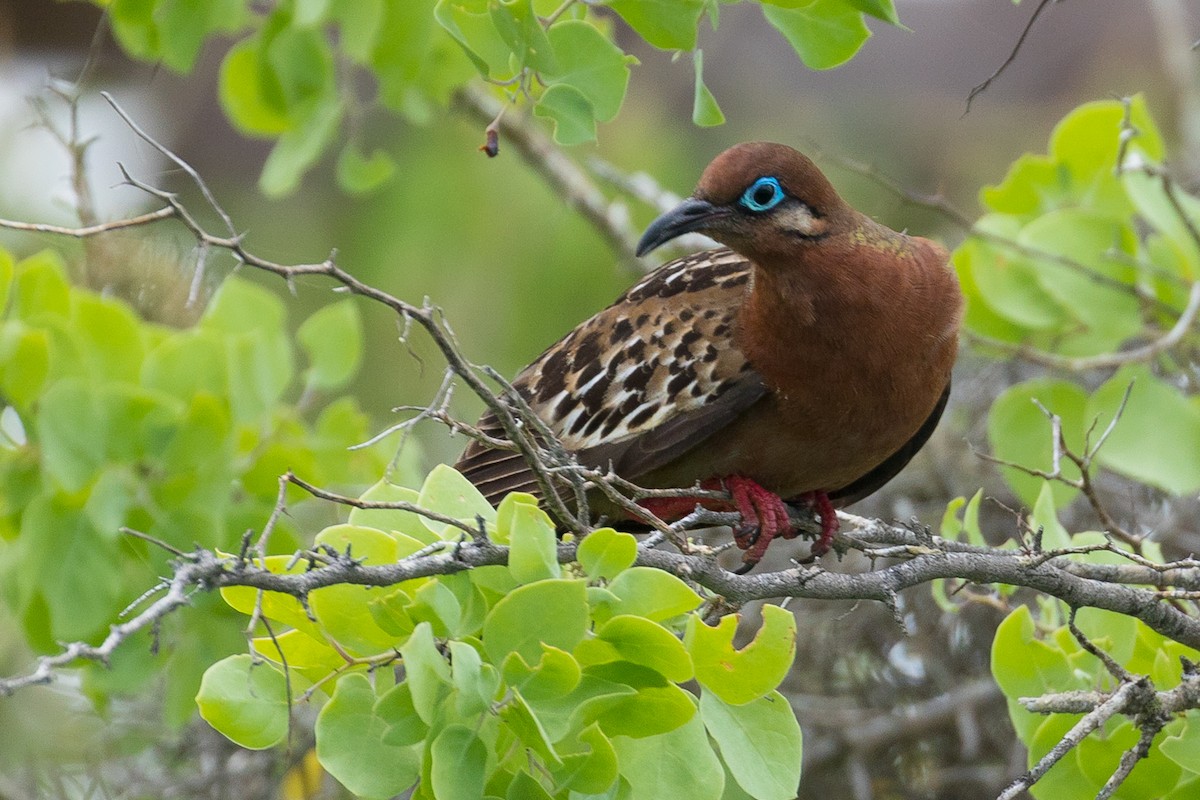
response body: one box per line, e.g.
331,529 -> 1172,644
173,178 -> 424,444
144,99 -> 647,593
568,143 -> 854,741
455,142 -> 963,570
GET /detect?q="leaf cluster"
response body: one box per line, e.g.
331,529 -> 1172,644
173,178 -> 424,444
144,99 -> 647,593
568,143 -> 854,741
98,0 -> 901,194
199,466 -> 803,799
0,249 -> 385,724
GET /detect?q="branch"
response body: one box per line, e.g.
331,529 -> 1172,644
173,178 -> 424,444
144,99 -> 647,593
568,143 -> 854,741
965,0 -> 1058,114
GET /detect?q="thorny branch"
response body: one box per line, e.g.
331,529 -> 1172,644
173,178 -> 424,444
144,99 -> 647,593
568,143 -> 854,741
3,92 -> 1200,800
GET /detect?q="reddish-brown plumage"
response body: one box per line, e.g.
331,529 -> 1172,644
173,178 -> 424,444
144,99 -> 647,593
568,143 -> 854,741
456,142 -> 963,568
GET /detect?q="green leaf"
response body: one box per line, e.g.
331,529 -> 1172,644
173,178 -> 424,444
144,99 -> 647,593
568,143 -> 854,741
762,0 -> 872,70
1028,482 -> 1070,551
219,38 -> 291,136
577,528 -> 637,580
196,655 -> 289,750
260,96 -> 343,196
587,665 -> 697,737
491,0 -> 557,73
602,567 -> 702,622
502,645 -> 582,702
1160,713 -> 1200,773
431,725 -> 489,800
961,215 -> 1068,331
315,673 -> 422,800
844,0 -> 899,24
483,579 -> 589,665
499,689 -> 562,766
534,84 -> 598,146
613,711 -> 723,800
417,463 -> 497,536
0,324 -> 49,410
605,0 -> 706,50
1017,209 -> 1142,352
434,0 -> 514,77
691,50 -> 724,127
252,628 -> 343,673
1085,365 -> 1200,495
0,248 -> 13,314
401,622 -> 453,723
155,0 -> 249,73
449,640 -> 501,716
508,770 -> 555,800
575,615 -> 693,682
987,378 -> 1088,507
700,689 -> 802,800
990,606 -> 1074,699
35,379 -> 110,492
310,524 -> 404,655
336,143 -> 397,193
685,605 -> 796,705
349,480 -> 442,545
71,292 -> 145,383
15,492 -> 124,640
545,21 -> 633,124
12,250 -> 70,320
298,300 -> 364,390
1076,720 -> 1181,800
330,0 -> 385,62
552,722 -> 619,794
508,499 -> 561,583
377,682 -> 430,747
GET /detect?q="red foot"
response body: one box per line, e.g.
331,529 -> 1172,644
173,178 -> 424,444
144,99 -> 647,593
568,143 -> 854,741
636,477 -> 837,572
797,491 -> 838,558
726,476 -> 795,574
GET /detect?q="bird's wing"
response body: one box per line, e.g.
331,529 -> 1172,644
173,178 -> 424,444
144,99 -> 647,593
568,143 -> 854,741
455,248 -> 766,505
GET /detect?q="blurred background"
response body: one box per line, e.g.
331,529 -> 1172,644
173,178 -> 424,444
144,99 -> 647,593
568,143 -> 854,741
1,0 -> 1198,798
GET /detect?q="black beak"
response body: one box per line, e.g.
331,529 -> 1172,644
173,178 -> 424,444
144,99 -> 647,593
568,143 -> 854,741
636,198 -> 726,256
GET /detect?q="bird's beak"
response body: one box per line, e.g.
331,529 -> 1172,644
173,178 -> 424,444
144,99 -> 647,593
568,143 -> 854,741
636,198 -> 727,256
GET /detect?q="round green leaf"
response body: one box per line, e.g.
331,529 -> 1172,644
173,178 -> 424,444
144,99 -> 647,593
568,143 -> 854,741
605,0 -> 705,50
613,711 -> 723,800
534,84 -> 597,146
762,0 -> 871,70
575,614 -> 693,682
508,499 -> 561,583
219,38 -> 291,136
987,378 -> 1088,508
400,622 -> 452,724
602,567 -> 702,623
483,579 -> 588,665
196,654 -> 289,750
1086,365 -> 1200,495
315,673 -> 421,800
349,480 -> 442,545
431,725 -> 488,800
298,300 -> 363,390
684,605 -> 796,705
577,527 -> 637,580
990,606 -> 1075,700
545,20 -> 633,123
418,463 -> 497,536
700,689 -> 802,800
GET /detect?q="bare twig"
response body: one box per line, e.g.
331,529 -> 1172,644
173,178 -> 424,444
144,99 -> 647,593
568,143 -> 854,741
965,0 -> 1058,114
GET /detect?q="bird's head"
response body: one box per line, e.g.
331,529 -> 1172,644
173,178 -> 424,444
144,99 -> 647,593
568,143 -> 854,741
636,142 -> 852,260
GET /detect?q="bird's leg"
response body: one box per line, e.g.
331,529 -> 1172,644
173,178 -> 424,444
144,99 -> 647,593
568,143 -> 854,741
794,491 -> 838,557
637,478 -> 734,521
724,476 -> 795,573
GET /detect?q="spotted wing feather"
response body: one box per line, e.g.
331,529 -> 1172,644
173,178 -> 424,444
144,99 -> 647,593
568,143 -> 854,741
455,249 -> 765,505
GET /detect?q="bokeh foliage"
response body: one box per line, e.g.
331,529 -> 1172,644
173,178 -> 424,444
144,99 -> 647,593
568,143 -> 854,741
98,0 -> 901,194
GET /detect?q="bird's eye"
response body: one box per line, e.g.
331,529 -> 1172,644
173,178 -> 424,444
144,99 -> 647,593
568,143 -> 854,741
739,176 -> 785,213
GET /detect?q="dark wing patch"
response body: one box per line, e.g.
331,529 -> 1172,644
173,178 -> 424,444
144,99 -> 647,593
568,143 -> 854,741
454,248 -> 758,506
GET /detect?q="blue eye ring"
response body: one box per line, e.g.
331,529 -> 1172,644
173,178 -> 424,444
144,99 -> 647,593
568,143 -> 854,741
739,176 -> 785,213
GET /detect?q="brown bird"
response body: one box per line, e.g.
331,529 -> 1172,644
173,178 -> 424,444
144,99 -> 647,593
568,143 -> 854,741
455,142 -> 962,570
